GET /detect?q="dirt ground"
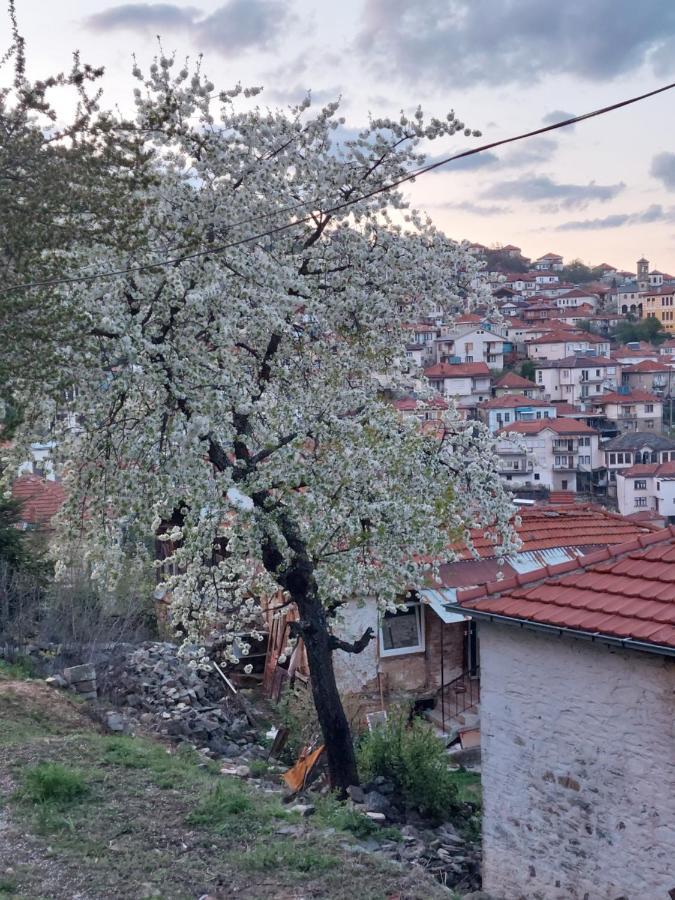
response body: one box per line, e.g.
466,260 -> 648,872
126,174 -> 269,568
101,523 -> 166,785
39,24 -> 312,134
0,676 -> 455,900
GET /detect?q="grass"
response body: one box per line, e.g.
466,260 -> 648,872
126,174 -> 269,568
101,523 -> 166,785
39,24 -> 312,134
0,658 -> 35,680
19,763 -> 89,805
0,679 -> 454,900
233,842 -> 338,874
313,793 -> 402,842
447,767 -> 482,808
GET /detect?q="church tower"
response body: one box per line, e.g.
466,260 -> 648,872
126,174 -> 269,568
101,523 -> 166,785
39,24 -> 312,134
637,257 -> 649,292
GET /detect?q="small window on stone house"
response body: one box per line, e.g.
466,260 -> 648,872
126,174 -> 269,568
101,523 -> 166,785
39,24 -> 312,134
379,603 -> 425,657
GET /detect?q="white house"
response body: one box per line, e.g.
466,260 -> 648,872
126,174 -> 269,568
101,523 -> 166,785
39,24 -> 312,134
616,460 -> 675,520
434,325 -> 505,370
424,362 -> 491,410
554,288 -> 599,310
602,432 -> 675,492
533,252 -> 564,271
534,356 -> 620,404
477,394 -> 557,433
526,330 -> 610,361
495,418 -> 600,492
453,528 -> 675,899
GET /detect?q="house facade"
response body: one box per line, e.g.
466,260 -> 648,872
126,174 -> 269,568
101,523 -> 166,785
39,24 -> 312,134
591,389 -> 663,433
616,461 -> 675,520
534,356 -> 620,404
602,432 -> 675,492
424,362 -> 491,409
495,418 -> 601,492
454,530 -> 675,899
478,395 -> 557,433
526,331 -> 610,361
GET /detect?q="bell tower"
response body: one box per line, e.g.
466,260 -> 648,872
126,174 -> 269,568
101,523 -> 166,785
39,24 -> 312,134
637,257 -> 649,292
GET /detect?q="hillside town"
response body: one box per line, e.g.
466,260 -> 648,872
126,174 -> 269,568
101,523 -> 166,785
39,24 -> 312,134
3,3 -> 675,899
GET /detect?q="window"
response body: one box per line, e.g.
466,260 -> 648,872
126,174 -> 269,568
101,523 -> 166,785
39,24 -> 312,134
634,479 -> 647,490
537,370 -> 543,383
379,603 -> 425,657
646,419 -> 655,429
634,497 -> 648,508
646,404 -> 654,413
579,437 -> 590,447
579,455 -> 591,465
609,453 -> 616,464
534,473 -> 540,481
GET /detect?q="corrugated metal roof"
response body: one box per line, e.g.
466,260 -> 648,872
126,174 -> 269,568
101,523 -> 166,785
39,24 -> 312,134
420,589 -> 466,623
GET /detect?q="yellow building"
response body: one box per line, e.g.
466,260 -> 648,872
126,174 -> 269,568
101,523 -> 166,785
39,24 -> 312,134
642,286 -> 675,333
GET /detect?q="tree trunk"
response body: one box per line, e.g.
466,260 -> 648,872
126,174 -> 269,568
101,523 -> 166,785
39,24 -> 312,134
297,592 -> 360,793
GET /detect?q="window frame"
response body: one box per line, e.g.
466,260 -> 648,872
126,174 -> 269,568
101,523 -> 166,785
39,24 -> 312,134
379,602 -> 426,658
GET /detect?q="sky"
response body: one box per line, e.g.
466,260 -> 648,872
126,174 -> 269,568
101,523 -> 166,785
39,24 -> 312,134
10,0 -> 675,272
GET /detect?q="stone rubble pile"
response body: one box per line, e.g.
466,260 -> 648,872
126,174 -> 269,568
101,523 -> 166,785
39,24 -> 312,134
344,775 -> 482,893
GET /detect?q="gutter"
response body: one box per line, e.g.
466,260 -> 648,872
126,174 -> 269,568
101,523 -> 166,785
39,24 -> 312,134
444,605 -> 675,660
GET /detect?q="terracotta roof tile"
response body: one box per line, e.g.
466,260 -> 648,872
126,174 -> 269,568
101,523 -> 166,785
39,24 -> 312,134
497,418 -> 597,436
457,527 -> 675,651
593,389 -> 660,405
424,362 -> 490,378
493,372 -> 538,389
12,476 -> 65,526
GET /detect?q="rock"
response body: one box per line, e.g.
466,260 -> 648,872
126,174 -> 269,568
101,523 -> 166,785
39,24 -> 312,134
365,790 -> 395,818
45,674 -> 67,689
64,663 -> 96,684
105,712 -> 127,733
289,803 -> 315,818
220,764 -> 251,778
365,812 -> 386,823
347,784 -> 365,804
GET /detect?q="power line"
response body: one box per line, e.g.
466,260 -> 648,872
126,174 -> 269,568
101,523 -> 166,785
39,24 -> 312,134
5,78 -> 675,297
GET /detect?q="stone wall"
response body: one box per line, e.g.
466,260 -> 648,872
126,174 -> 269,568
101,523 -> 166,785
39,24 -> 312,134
479,624 -> 675,900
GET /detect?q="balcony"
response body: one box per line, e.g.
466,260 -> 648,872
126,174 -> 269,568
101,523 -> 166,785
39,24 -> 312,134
553,440 -> 577,452
553,456 -> 576,470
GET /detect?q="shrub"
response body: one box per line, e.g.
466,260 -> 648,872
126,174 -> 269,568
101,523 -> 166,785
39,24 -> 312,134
357,714 -> 458,823
20,763 -> 89,804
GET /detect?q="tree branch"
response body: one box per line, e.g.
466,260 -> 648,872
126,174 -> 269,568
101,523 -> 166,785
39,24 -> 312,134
328,627 -> 375,655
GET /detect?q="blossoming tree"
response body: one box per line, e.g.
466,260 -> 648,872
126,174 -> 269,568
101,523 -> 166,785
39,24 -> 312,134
17,59 -> 517,790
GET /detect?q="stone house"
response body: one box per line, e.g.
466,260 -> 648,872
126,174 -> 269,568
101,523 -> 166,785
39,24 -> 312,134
452,528 -> 675,899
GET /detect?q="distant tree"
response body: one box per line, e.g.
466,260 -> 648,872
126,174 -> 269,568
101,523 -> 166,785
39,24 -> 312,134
483,247 -> 529,273
520,360 -> 536,381
613,317 -> 666,346
559,259 -> 604,284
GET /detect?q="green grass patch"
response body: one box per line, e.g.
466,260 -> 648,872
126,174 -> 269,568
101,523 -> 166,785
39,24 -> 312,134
0,877 -> 18,896
0,657 -> 36,680
19,763 -> 89,805
313,793 -> 401,842
101,735 -> 209,789
447,767 -> 482,807
248,758 -> 270,777
233,841 -> 338,874
186,780 -> 288,839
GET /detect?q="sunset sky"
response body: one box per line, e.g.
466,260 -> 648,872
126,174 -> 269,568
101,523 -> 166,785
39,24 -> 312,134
13,0 -> 675,272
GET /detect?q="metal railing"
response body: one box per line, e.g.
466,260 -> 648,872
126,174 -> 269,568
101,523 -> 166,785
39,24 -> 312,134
437,668 -> 480,728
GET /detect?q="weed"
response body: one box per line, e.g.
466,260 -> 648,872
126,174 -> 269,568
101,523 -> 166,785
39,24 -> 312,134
187,780 -> 288,839
0,877 -> 17,896
19,763 -> 88,805
234,841 -> 338,874
248,758 -> 270,778
101,735 -> 207,788
358,714 -> 459,823
314,794 -> 403,842
0,657 -> 35,679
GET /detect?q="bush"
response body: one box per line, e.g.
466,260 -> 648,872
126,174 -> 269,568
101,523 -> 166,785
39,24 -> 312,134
357,714 -> 458,823
20,763 -> 89,804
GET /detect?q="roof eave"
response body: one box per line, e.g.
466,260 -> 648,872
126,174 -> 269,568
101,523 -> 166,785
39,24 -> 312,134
445,605 -> 675,659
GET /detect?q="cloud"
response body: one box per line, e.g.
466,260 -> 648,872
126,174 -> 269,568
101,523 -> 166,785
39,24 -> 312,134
556,204 -> 675,230
263,84 -> 342,105
650,152 -> 675,190
356,0 -> 675,88
542,109 -> 577,132
85,3 -> 200,32
195,0 -> 295,53
438,201 -> 511,216
426,137 -> 556,175
484,174 -> 624,209
85,0 -> 294,53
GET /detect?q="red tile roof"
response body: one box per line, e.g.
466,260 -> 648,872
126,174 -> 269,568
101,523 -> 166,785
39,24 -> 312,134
497,418 -> 597,436
623,360 -> 672,373
493,372 -> 539,389
456,528 -> 675,652
479,393 -> 553,409
592,389 -> 660,405
453,313 -> 483,324
449,504 -> 654,560
425,362 -> 490,378
12,476 -> 65,527
526,329 -> 606,345
619,461 -> 675,478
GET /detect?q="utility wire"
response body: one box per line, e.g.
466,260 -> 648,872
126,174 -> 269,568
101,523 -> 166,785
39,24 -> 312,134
5,78 -> 675,296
